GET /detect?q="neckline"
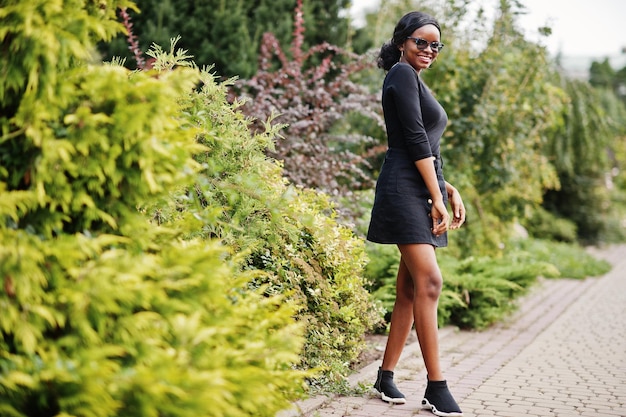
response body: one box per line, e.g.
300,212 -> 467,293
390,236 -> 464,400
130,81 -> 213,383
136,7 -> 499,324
392,61 -> 421,77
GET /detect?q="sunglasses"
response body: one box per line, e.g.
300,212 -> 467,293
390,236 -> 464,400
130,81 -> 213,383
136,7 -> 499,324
406,37 -> 444,52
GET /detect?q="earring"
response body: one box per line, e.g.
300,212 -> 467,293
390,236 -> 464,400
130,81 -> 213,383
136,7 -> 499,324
399,49 -> 404,62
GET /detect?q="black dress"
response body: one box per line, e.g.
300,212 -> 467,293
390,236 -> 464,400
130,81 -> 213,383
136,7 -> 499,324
367,63 -> 449,246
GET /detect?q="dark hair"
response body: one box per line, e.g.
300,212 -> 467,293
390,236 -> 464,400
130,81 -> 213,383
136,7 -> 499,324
377,11 -> 441,71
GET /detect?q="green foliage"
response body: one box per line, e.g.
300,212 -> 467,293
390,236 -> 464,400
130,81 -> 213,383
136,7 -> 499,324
521,206 -> 578,243
1,1 -> 310,416
363,243 -> 400,324
433,1 -> 561,221
546,79 -> 613,178
149,39 -> 383,389
0,0 -> 129,108
602,127 -> 626,243
589,58 -> 616,90
354,0 -> 625,251
98,0 -> 352,78
510,239 -> 611,279
111,26 -> 385,389
439,238 -> 611,329
589,57 -> 626,108
1,234 -> 307,417
438,250 -> 560,329
543,79 -> 626,243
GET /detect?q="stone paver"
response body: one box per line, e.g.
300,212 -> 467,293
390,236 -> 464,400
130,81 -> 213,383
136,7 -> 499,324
282,245 -> 626,417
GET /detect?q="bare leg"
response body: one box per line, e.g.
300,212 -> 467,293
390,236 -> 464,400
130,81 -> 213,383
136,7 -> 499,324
381,256 -> 414,370
374,256 -> 414,404
398,243 -> 443,381
374,245 -> 457,411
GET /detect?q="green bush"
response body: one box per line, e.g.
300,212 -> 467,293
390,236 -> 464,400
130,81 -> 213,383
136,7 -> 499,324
1,1 -> 308,416
2,2 -> 385,410
543,81 -> 626,245
438,239 -> 611,329
521,206 -> 578,243
510,239 -> 611,279
363,242 -> 399,324
160,50 -> 383,389
438,252 -> 560,329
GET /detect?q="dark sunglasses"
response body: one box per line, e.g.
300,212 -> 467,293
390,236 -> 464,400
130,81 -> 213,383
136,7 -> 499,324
406,37 -> 444,52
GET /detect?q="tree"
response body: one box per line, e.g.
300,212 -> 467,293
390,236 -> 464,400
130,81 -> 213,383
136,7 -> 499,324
590,57 -> 626,107
543,78 -> 626,243
98,0 -> 352,78
589,58 -> 616,89
386,0 -> 561,253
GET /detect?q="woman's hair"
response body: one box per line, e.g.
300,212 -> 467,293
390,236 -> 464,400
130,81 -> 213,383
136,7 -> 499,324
377,11 -> 441,71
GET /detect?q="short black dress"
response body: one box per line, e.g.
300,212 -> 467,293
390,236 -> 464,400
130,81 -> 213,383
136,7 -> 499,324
367,63 -> 449,246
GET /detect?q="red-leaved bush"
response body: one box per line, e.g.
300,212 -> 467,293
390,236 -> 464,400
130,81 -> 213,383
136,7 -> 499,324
230,0 -> 383,196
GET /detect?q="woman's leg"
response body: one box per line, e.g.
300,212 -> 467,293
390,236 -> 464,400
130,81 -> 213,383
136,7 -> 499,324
380,256 -> 414,371
374,255 -> 414,404
397,243 -> 443,380
398,243 -> 463,416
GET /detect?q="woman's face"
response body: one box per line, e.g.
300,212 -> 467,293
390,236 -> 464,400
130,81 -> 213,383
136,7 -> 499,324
399,24 -> 441,73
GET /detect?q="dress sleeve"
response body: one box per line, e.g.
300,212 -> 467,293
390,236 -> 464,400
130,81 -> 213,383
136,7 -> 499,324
387,64 -> 433,161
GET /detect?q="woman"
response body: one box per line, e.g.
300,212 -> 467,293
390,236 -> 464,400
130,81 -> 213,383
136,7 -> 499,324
367,11 -> 465,417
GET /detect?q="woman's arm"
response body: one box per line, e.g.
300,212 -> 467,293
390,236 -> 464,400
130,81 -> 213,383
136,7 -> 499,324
415,157 -> 448,236
388,64 -> 433,161
445,181 -> 466,230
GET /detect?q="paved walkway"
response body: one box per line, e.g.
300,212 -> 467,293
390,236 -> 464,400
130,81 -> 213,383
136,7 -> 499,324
283,245 -> 626,417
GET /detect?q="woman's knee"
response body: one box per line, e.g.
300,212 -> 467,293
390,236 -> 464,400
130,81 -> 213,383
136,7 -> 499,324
417,271 -> 442,300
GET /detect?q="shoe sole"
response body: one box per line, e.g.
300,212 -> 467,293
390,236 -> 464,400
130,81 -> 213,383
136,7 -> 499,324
372,388 -> 406,404
422,398 -> 463,416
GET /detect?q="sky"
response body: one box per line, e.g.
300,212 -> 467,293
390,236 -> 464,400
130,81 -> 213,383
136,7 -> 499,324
349,0 -> 626,59
516,0 -> 626,58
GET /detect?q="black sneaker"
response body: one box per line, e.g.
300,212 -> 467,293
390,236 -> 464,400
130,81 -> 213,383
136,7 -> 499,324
373,367 -> 406,404
421,379 -> 463,416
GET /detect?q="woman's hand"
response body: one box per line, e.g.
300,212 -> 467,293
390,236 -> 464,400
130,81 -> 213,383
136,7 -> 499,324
431,198 -> 449,237
446,182 -> 466,230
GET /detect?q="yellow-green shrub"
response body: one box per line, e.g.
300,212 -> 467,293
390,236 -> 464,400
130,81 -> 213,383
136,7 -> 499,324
0,1 -> 307,416
169,57 -> 384,388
